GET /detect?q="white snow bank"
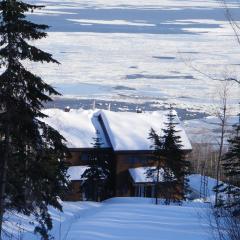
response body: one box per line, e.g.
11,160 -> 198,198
53,198 -> 211,240
3,201 -> 102,240
188,174 -> 218,196
99,109 -> 192,151
187,174 -> 228,202
3,197 -> 212,240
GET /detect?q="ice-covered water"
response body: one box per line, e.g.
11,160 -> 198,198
26,0 -> 240,114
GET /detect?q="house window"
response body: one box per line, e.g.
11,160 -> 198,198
81,152 -> 89,161
127,156 -> 149,164
141,156 -> 150,164
127,156 -> 138,164
134,185 -> 154,197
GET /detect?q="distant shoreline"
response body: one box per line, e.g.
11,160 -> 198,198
44,98 -> 208,121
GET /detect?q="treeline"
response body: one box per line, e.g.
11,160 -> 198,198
188,143 -> 227,181
188,142 -> 240,187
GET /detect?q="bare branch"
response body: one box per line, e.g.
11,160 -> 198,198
222,0 -> 240,45
178,50 -> 240,85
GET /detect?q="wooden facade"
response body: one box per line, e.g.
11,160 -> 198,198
63,147 -> 113,201
64,148 -> 190,201
53,109 -> 192,201
114,151 -> 155,197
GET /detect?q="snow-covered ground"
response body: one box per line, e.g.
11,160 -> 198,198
3,201 -> 102,240
24,0 -> 240,114
3,174 -> 219,240
4,198 -> 212,240
188,174 -> 223,200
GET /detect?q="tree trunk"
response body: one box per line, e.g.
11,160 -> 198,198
0,124 -> 10,238
155,160 -> 160,205
215,99 -> 227,206
215,134 -> 224,205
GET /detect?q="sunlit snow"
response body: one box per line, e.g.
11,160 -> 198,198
4,197 -> 212,240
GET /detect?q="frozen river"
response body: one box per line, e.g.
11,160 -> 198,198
27,0 -> 240,114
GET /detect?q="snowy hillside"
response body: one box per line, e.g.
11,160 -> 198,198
25,0 -> 240,114
2,173 -> 220,240
4,197 -> 212,240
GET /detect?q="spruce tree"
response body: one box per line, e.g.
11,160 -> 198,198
148,106 -> 190,205
219,120 -> 240,216
0,1 -> 68,239
147,128 -> 164,205
161,105 -> 190,204
81,131 -> 110,202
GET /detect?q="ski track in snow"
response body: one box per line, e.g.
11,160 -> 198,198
3,173 -> 218,240
19,198 -> 211,240
66,201 -> 210,240
59,203 -> 106,240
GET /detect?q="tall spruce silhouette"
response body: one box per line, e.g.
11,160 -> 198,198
147,128 -> 164,205
148,105 -> 190,204
0,1 -> 68,239
81,131 -> 110,201
161,105 -> 190,204
218,121 -> 240,216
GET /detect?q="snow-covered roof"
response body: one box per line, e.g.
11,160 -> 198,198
99,110 -> 192,151
42,108 -> 110,148
129,167 -> 165,183
42,108 -> 192,151
67,166 -> 89,181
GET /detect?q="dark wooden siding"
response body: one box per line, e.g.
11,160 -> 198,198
115,153 -> 156,197
65,149 -> 188,200
63,181 -> 83,201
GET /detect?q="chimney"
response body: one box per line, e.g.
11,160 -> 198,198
64,106 -> 70,112
93,99 -> 96,110
136,108 -> 142,113
108,103 -> 111,111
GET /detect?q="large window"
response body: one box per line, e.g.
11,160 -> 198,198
127,156 -> 149,164
81,152 -> 89,161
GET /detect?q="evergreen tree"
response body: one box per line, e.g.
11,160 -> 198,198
147,128 -> 164,205
148,105 -> 190,205
218,120 -> 240,217
161,105 -> 190,204
81,131 -> 110,202
0,1 -> 69,239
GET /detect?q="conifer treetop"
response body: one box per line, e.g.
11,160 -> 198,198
0,1 -> 68,239
0,0 -> 60,115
